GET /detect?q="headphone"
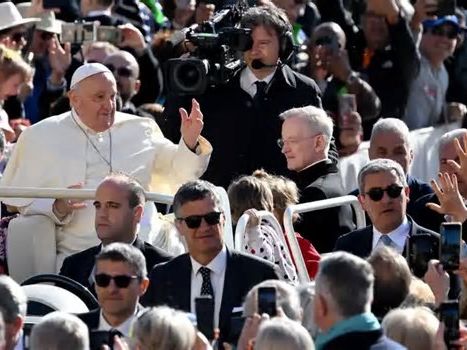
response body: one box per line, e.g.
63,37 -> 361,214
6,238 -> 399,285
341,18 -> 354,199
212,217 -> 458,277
276,13 -> 295,63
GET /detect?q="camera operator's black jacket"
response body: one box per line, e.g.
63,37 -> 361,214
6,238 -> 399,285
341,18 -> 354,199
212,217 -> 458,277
162,64 -> 322,188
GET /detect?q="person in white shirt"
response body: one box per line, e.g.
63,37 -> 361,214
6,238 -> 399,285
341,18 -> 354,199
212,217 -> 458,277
77,242 -> 149,338
1,62 -> 212,279
335,158 -> 439,277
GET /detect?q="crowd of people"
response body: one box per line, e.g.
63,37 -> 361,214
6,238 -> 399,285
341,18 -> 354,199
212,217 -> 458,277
0,0 -> 466,348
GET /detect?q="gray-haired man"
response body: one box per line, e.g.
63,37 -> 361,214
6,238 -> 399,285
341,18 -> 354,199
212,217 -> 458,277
0,276 -> 27,350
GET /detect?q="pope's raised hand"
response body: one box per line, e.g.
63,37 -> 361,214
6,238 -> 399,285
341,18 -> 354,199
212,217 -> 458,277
447,132 -> 467,186
180,98 -> 204,151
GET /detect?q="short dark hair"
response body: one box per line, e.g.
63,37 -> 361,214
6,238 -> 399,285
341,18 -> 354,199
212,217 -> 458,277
173,180 -> 222,216
240,4 -> 291,38
96,243 -> 147,278
101,173 -> 145,208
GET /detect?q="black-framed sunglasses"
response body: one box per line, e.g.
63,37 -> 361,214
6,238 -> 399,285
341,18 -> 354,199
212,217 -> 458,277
430,26 -> 459,39
176,211 -> 222,229
11,31 -> 27,43
39,30 -> 54,41
95,273 -> 139,288
105,64 -> 134,78
365,184 -> 404,201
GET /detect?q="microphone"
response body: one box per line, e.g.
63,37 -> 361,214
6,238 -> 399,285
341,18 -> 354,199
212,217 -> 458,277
251,59 -> 280,70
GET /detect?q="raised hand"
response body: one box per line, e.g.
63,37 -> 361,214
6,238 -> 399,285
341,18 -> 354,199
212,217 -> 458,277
180,98 -> 204,151
447,132 -> 467,186
52,183 -> 87,220
48,36 -> 71,84
427,172 -> 467,222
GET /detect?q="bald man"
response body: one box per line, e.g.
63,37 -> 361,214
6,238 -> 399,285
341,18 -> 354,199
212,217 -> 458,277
1,63 -> 212,278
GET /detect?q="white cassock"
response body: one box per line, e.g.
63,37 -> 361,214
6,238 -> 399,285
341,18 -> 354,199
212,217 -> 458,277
0,110 -> 212,270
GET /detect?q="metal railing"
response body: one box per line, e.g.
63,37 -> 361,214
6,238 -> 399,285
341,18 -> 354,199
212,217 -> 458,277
283,195 -> 366,283
0,186 -> 235,250
235,210 -> 306,283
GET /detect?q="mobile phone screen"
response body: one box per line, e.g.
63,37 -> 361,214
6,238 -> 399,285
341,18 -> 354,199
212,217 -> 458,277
257,287 -> 277,317
440,223 -> 461,271
440,301 -> 460,346
409,234 -> 437,278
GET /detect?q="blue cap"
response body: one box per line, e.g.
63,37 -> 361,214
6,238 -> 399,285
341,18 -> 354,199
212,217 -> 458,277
423,15 -> 460,30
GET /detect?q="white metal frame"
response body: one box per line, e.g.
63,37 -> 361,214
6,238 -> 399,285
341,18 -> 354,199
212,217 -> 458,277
283,195 -> 366,283
234,210 -> 305,282
0,186 -> 235,250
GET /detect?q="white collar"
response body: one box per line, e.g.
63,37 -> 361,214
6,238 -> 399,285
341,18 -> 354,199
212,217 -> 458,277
99,307 -> 138,337
71,108 -> 104,135
190,245 -> 227,275
241,66 -> 276,88
372,216 -> 410,251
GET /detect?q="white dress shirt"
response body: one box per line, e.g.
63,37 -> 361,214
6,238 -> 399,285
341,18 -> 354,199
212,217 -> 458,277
372,217 -> 410,254
239,67 -> 276,98
190,246 -> 227,327
98,308 -> 138,337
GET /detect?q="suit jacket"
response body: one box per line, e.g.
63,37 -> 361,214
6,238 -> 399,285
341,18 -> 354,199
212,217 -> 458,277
142,249 -> 278,342
77,304 -> 144,333
60,237 -> 172,293
162,64 -> 322,188
322,329 -> 406,350
292,159 -> 355,253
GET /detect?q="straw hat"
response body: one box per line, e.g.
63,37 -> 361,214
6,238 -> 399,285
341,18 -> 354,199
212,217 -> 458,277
16,3 -> 62,34
0,2 -> 39,32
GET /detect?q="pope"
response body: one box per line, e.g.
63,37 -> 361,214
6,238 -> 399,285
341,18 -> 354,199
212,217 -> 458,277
1,63 -> 212,278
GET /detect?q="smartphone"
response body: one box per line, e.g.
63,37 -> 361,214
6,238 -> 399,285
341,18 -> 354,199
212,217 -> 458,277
96,26 -> 123,46
440,222 -> 462,271
408,234 -> 438,278
257,286 -> 277,317
195,296 -> 214,340
89,330 -> 119,350
439,301 -> 460,349
61,22 -> 97,44
338,94 -> 357,128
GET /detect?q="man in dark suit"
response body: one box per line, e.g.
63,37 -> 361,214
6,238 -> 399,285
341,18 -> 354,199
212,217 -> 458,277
314,252 -> 405,350
77,243 -> 148,337
279,105 -> 354,253
335,159 -> 439,277
162,4 -> 322,189
143,180 -> 278,343
60,174 -> 171,293
350,118 -> 433,219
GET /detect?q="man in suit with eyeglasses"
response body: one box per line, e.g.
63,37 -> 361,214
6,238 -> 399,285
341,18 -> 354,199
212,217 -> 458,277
335,158 -> 439,277
143,180 -> 278,344
77,243 -> 149,338
279,105 -> 355,253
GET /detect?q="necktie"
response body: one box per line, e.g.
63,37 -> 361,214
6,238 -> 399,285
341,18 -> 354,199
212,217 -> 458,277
199,266 -> 214,298
379,235 -> 394,248
253,81 -> 268,106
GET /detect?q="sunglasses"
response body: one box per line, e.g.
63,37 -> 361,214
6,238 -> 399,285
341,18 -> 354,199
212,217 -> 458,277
95,273 -> 139,288
39,31 -> 54,41
11,31 -> 27,43
105,64 -> 134,78
176,211 -> 222,229
365,184 -> 404,201
430,26 -> 459,39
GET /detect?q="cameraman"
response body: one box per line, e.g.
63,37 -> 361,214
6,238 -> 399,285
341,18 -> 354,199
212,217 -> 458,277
162,4 -> 322,188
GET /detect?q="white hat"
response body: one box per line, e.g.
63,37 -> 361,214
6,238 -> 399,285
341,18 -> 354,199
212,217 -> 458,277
0,3 -> 39,32
16,3 -> 62,35
70,63 -> 113,89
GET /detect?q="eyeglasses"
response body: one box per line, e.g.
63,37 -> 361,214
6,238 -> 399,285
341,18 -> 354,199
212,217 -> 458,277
365,184 -> 404,201
95,273 -> 139,288
105,64 -> 134,78
176,211 -> 222,229
430,26 -> 459,39
277,134 -> 321,149
39,31 -> 54,41
10,31 -> 27,43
